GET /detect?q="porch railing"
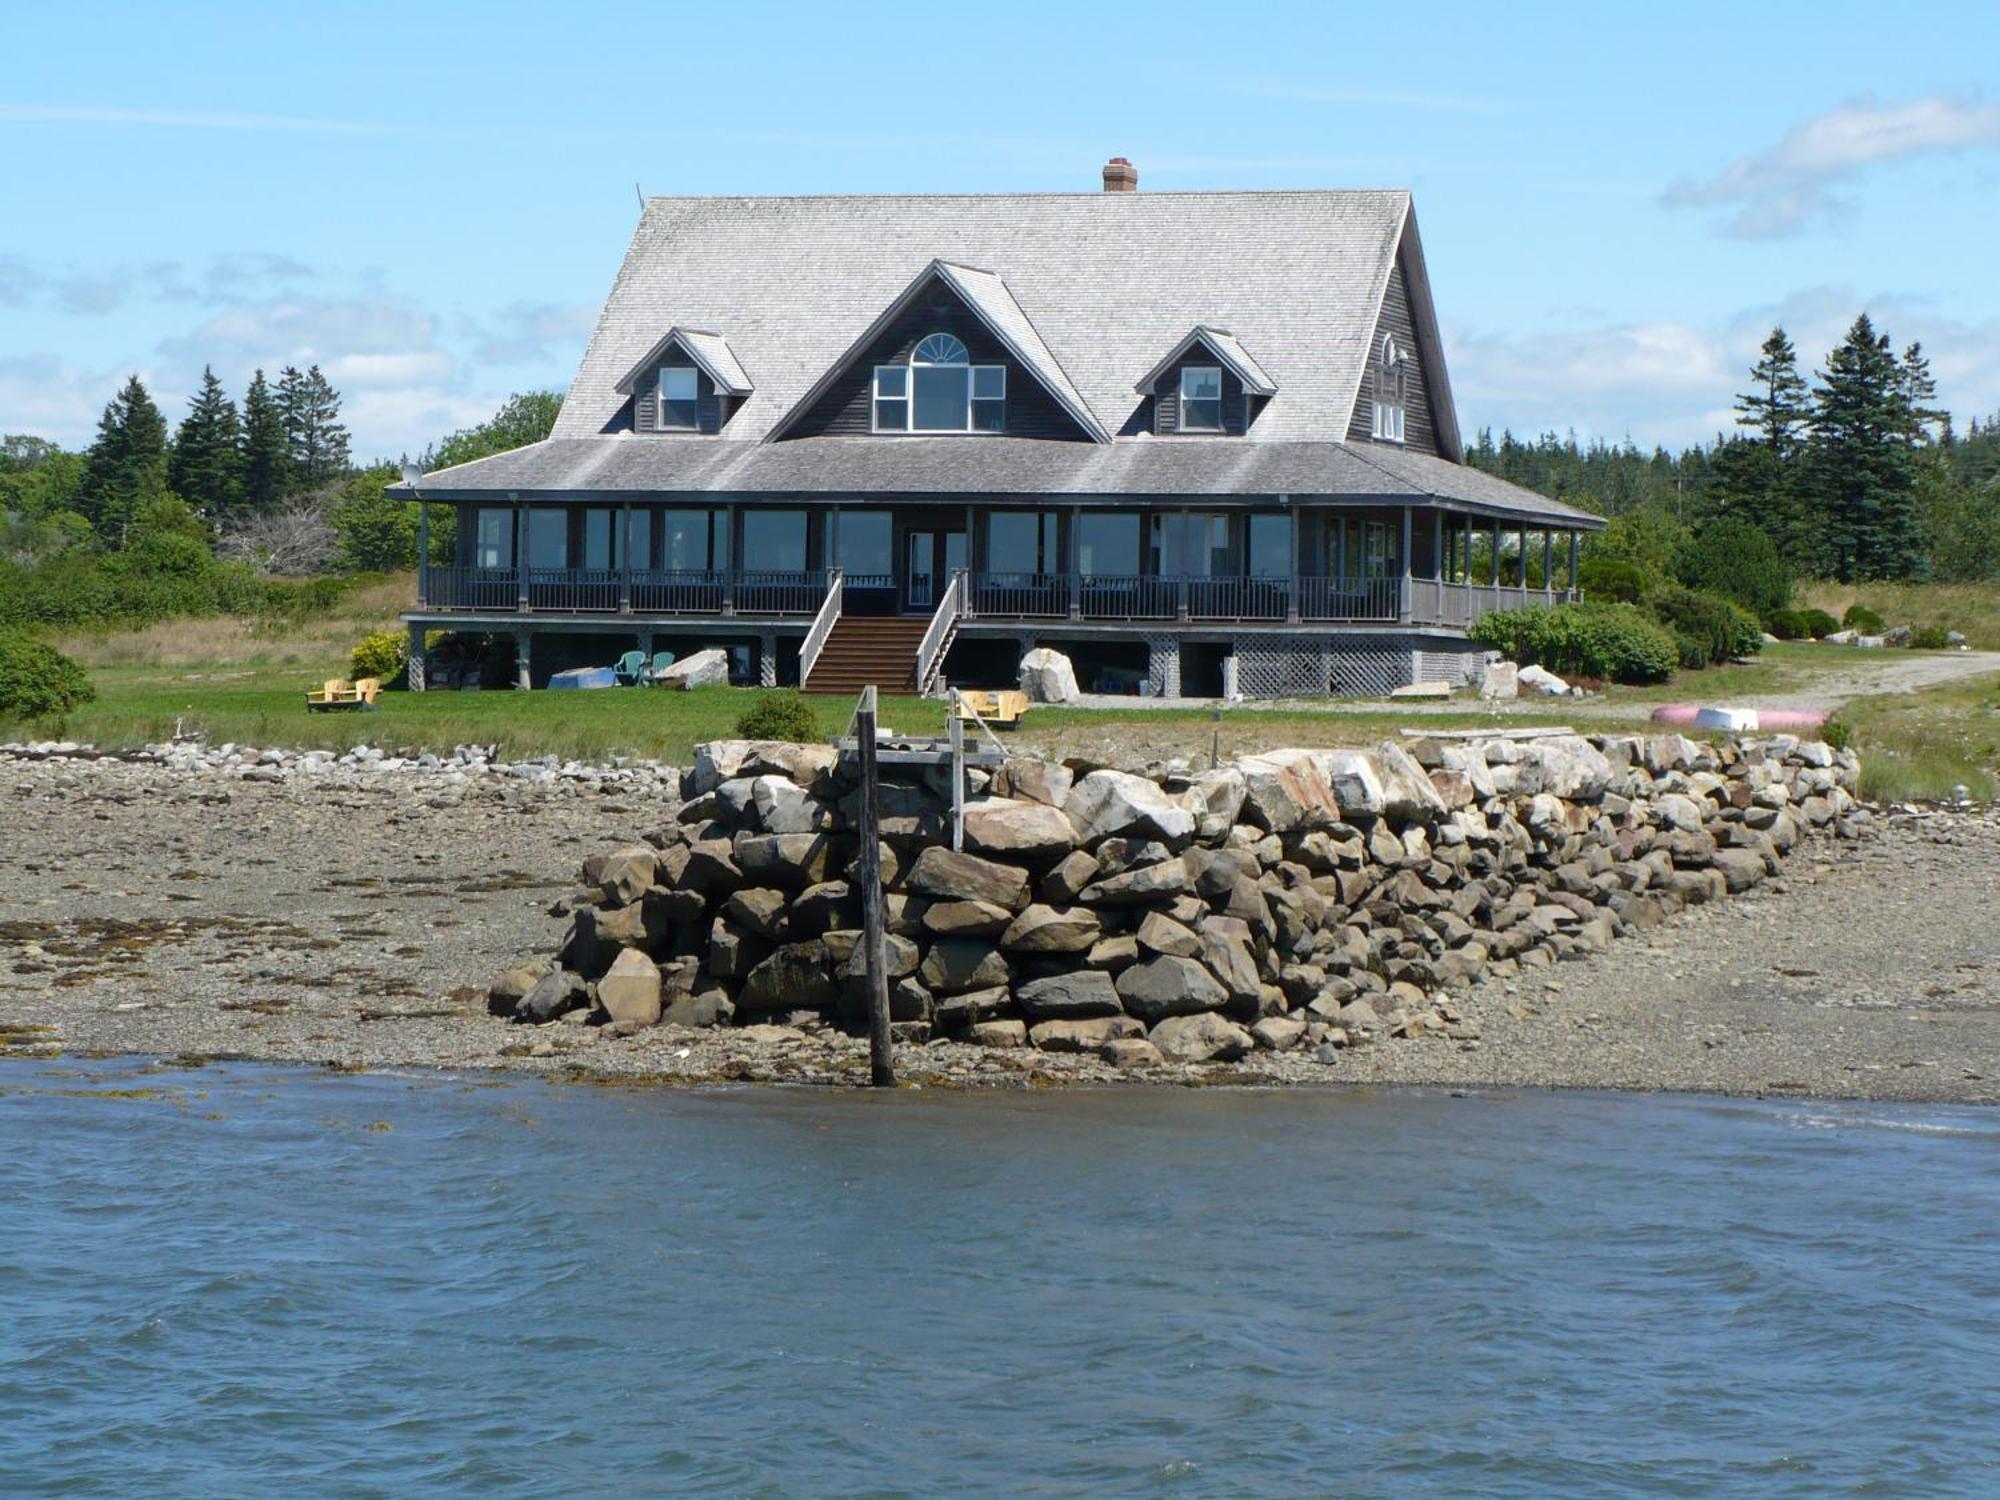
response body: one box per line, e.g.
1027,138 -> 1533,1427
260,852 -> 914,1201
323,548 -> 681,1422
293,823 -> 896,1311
524,567 -> 621,613
631,569 -> 728,614
799,569 -> 843,687
734,569 -> 825,615
915,568 -> 966,698
424,566 -> 521,611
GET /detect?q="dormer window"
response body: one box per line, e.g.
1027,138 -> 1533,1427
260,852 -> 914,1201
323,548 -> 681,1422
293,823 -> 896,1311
1372,334 -> 1406,443
659,366 -> 700,430
1179,366 -> 1223,431
873,332 -> 1005,433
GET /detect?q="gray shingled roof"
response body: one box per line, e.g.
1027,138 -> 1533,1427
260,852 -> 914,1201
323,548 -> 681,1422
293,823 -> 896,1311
553,189 -> 1419,446
612,327 -> 754,396
395,435 -> 1604,527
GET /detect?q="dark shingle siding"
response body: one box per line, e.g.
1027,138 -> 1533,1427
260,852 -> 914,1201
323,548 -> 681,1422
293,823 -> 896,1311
1347,260 -> 1437,456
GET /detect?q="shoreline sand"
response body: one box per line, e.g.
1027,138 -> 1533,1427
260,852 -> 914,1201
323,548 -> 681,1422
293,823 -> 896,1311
3,753 -> 1995,1104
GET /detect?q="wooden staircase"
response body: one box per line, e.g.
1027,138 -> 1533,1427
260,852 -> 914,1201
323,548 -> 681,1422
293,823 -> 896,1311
802,615 -> 931,694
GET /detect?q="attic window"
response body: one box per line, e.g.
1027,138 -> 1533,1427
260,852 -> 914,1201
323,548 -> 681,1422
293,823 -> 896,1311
874,332 -> 1005,433
659,366 -> 699,430
1179,366 -> 1223,432
1372,335 -> 1406,443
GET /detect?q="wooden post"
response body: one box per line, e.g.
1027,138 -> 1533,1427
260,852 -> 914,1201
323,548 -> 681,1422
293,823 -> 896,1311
855,686 -> 894,1087
416,502 -> 430,606
948,696 -> 966,853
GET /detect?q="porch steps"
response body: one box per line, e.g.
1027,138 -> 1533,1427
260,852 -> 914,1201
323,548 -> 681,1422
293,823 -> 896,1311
803,615 -> 932,695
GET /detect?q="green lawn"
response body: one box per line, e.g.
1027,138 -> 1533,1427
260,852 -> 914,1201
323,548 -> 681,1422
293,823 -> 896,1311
1834,670 -> 2000,802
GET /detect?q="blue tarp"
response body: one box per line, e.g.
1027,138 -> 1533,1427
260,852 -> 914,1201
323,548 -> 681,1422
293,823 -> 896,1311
548,666 -> 620,691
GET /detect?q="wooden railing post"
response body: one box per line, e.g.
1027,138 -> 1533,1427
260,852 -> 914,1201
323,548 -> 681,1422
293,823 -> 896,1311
854,686 -> 894,1088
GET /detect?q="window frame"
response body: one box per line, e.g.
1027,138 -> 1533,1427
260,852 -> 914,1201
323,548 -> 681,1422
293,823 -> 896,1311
870,331 -> 1007,434
1178,364 -> 1224,433
657,364 -> 701,431
1372,335 -> 1407,444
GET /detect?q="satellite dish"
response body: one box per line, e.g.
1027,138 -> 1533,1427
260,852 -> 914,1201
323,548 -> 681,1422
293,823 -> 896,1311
400,463 -> 422,488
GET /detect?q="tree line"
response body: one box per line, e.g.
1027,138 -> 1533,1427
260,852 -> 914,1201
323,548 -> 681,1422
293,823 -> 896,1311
1467,313 -> 2000,583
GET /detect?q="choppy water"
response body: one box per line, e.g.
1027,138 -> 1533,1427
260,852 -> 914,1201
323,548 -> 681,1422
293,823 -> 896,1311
2,1061 -> 1996,1496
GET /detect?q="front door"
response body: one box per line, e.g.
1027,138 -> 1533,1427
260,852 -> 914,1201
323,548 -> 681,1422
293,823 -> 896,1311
904,529 -> 966,612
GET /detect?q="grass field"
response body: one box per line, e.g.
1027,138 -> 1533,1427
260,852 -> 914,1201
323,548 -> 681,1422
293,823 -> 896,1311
1798,580 -> 2000,649
1834,672 -> 2000,802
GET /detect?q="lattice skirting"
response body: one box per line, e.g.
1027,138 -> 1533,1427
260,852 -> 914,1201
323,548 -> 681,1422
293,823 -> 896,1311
1326,645 -> 1409,698
1415,646 -> 1491,688
1144,633 -> 1180,698
1236,637 -> 1330,699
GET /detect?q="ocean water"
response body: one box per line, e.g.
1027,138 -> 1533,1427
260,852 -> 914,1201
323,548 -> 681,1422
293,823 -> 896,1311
1,1060 -> 1995,1497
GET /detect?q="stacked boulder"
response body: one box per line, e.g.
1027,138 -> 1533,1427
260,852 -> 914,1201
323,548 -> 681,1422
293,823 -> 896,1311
490,731 -> 1863,1068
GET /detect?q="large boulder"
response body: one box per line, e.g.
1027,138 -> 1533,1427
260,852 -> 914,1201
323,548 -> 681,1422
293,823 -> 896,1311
991,759 -> 1073,808
907,846 -> 1032,911
1149,1012 -> 1255,1063
735,832 -> 840,888
518,967 -> 587,1023
738,941 -> 835,1014
1532,735 -> 1615,801
998,903 -> 1102,953
962,798 -> 1077,862
919,938 -> 1011,995
595,846 -> 658,905
1322,751 -> 1387,820
596,948 -> 662,1027
1064,769 -> 1196,846
1116,954 -> 1227,1022
1015,970 -> 1125,1021
1018,647 -> 1081,704
1186,766 -> 1247,839
1079,857 -> 1190,906
657,648 -> 730,691
1372,741 -> 1447,822
1479,660 -> 1519,701
1235,749 -> 1342,832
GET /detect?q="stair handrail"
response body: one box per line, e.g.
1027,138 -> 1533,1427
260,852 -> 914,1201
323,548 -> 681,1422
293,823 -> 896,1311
914,568 -> 965,698
799,567 -> 843,687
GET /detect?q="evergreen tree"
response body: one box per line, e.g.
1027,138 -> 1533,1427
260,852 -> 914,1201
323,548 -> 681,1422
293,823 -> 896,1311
276,364 -> 350,491
77,374 -> 171,545
1898,342 -> 1943,445
1736,327 -> 1811,456
1803,315 -> 1923,581
241,368 -> 289,514
167,366 -> 244,523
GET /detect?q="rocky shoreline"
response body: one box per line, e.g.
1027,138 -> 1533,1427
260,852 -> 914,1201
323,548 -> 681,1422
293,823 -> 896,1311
2,738 -> 1995,1103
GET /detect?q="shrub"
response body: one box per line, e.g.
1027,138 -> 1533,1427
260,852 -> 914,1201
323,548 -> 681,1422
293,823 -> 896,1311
1470,602 -> 1679,685
0,631 -> 95,722
1842,603 -> 1886,634
1647,585 -> 1749,668
1723,601 -> 1766,658
734,690 -> 819,742
1801,608 -> 1840,639
1767,608 -> 1810,640
1672,517 -> 1792,619
350,630 -> 408,684
1820,719 -> 1852,752
1577,555 -> 1648,603
1910,625 -> 1951,650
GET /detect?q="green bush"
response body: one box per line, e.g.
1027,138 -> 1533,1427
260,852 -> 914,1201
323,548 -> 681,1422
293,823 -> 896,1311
350,630 -> 407,684
1801,608 -> 1840,639
1647,585 -> 1751,668
1767,608 -> 1811,640
1577,555 -> 1648,603
1842,603 -> 1886,634
1672,517 -> 1792,619
1470,602 -> 1679,685
734,690 -> 820,742
1820,719 -> 1852,752
1724,601 -> 1766,658
1910,625 -> 1951,650
0,631 -> 95,723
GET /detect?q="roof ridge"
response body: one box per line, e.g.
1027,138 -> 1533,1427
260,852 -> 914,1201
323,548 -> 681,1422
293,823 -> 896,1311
641,188 -> 1415,203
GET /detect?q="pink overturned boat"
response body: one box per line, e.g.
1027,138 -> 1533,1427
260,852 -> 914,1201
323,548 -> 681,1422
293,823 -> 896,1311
1650,704 -> 1829,732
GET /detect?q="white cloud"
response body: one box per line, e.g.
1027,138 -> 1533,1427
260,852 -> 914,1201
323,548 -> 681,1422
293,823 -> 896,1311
1666,95 -> 2000,237
1448,288 -> 2000,447
0,252 -> 316,316
470,300 -> 597,367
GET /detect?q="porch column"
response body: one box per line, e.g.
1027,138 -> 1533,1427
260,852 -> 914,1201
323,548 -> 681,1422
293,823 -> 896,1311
1517,526 -> 1529,590
1569,531 -> 1580,597
513,628 -> 532,691
416,503 -> 429,606
1491,519 -> 1502,605
722,503 -> 737,615
1432,508 -> 1443,580
1067,505 -> 1082,620
619,501 -> 633,613
1286,500 -> 1301,624
515,502 -> 529,611
1400,506 -> 1414,622
406,622 -> 427,693
828,504 -> 840,576
1543,529 -> 1554,599
757,629 -> 777,688
1178,505 -> 1191,621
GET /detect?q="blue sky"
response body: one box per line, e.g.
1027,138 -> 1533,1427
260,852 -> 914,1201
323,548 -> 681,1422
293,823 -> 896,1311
5,0 -> 1998,458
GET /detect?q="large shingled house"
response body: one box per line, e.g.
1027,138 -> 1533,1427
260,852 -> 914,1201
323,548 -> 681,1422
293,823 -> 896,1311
394,157 -> 1600,697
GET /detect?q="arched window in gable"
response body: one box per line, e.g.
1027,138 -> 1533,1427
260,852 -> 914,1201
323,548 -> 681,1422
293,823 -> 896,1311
1372,334 -> 1407,443
874,331 -> 1005,432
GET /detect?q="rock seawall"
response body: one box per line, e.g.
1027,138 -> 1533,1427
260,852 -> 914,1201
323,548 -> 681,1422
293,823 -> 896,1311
491,732 -> 1864,1069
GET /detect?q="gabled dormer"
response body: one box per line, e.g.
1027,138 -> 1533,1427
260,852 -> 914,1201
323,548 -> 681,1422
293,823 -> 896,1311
768,259 -> 1109,443
613,328 -> 753,435
1345,213 -> 1461,459
1133,326 -> 1276,436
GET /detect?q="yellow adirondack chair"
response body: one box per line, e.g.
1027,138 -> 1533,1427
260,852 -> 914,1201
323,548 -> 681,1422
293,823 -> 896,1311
306,677 -> 382,712
952,689 -> 1030,727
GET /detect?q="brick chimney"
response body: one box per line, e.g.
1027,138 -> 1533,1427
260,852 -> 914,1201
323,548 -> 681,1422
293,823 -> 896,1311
1102,156 -> 1138,192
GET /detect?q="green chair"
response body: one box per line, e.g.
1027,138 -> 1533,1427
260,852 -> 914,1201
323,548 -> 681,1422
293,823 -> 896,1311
612,650 -> 647,686
647,650 -> 676,683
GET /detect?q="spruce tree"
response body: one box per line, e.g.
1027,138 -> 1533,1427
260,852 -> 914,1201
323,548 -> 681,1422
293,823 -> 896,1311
167,366 -> 245,524
277,364 -> 350,491
77,374 -> 171,545
1804,315 -> 1923,581
241,368 -> 289,513
1728,327 -> 1812,565
1898,342 -> 1943,444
